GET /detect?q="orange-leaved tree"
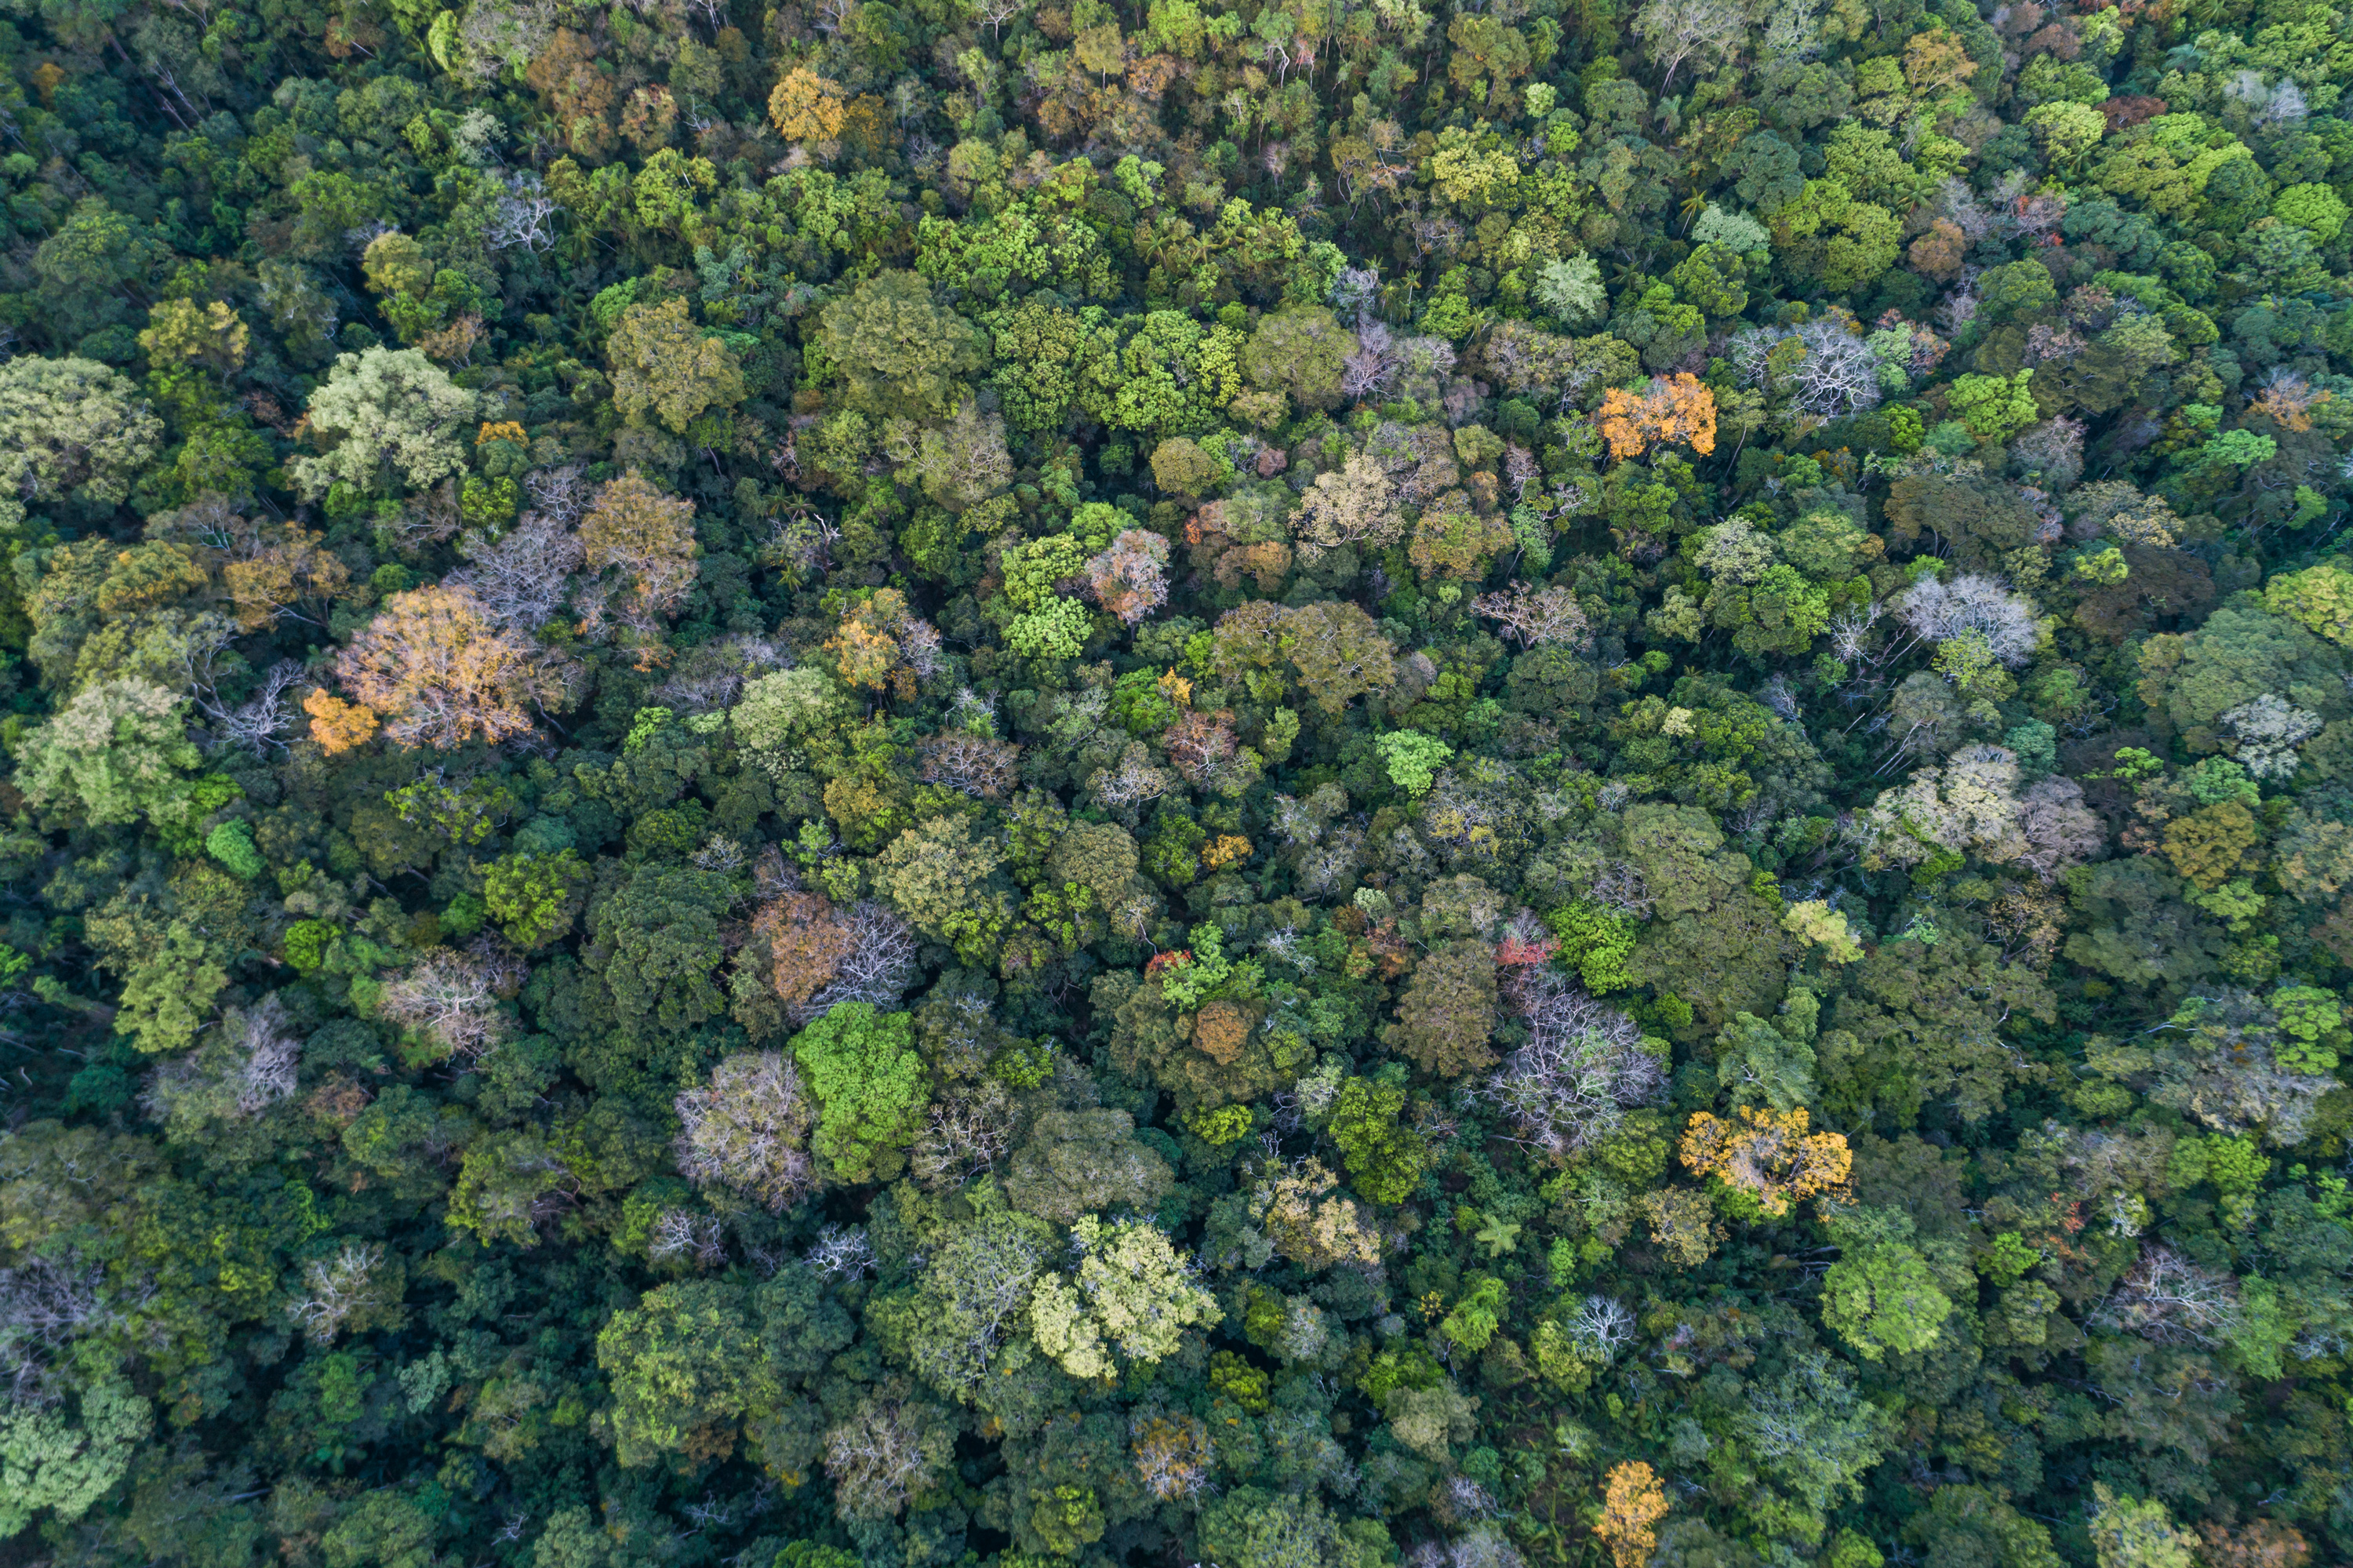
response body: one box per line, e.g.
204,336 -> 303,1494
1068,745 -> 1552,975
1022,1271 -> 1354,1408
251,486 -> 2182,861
769,66 -> 846,143
329,585 -> 572,751
303,690 -> 379,755
579,468 -> 699,629
1678,1104 -> 1851,1217
1597,1460 -> 1670,1568
223,522 -> 354,632
1596,373 -> 1718,461
751,892 -> 855,1009
824,588 -> 943,701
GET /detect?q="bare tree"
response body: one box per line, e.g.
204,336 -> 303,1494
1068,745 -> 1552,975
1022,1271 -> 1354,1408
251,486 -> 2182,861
286,1242 -> 388,1344
646,1210 -> 729,1268
1342,320 -> 1402,400
0,1253 -> 114,1405
918,732 -> 1022,799
825,1396 -> 946,1519
1132,1413 -> 1216,1501
674,1050 -> 819,1212
1329,264 -> 1382,327
806,1224 -> 878,1281
205,659 -> 306,753
1563,1293 -> 1638,1362
1472,582 -> 1593,649
141,995 -> 304,1130
1633,0 -> 1748,85
1786,318 -> 1885,419
449,508 -> 585,631
972,0 -> 1029,37
2012,776 -> 2106,879
798,901 -> 921,1020
1896,573 -> 2039,666
380,942 -> 523,1060
483,172 -> 559,253
1479,973 -> 1665,1159
911,1082 -> 1017,1190
1587,861 -> 1655,919
2090,1246 -> 2242,1345
524,464 -> 592,524
1089,742 -> 1179,811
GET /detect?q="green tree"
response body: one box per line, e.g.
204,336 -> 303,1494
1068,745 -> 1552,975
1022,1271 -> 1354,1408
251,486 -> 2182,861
597,1279 -> 776,1467
484,849 -> 591,948
321,1490 -> 438,1568
2088,1487 -> 2198,1568
1385,940 -> 1499,1077
584,864 -> 737,1035
1195,1489 -> 1391,1568
1004,1108 -> 1175,1222
13,679 -> 206,836
1328,1075 -> 1427,1203
606,297 -> 747,433
1028,1214 -> 1220,1378
0,1379 -> 151,1535
1821,1238 -> 1955,1361
873,815 -> 1018,963
818,270 -> 987,420
285,347 -> 478,499
0,357 -> 162,533
791,1002 -> 929,1184
1240,307 -> 1356,411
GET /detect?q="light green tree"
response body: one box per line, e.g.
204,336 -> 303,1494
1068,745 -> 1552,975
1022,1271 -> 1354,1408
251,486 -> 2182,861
1783,899 -> 1864,962
2260,561 -> 2353,647
1377,730 -> 1453,796
2088,1486 -> 2198,1568
483,849 -> 591,948
285,347 -> 479,499
0,1379 -> 152,1535
0,357 -> 162,533
1533,254 -> 1608,326
1821,1241 -> 1955,1361
1029,1216 -> 1221,1379
1946,371 -> 2042,444
791,1003 -> 930,1184
733,666 -> 846,751
13,679 -> 205,835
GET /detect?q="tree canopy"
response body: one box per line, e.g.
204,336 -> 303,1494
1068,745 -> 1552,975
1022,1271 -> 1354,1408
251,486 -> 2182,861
0,2 -> 2351,1567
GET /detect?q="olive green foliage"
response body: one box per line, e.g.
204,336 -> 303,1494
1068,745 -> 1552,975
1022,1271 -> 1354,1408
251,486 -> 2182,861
817,270 -> 987,420
606,297 -> 748,433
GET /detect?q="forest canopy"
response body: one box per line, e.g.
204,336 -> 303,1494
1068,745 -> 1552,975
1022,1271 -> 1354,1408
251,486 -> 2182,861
0,0 -> 2348,1566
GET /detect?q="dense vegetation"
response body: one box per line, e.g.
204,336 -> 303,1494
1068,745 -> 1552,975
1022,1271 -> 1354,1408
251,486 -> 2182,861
0,0 -> 2350,1563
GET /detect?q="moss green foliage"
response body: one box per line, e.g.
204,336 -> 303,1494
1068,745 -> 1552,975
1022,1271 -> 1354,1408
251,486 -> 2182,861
483,849 -> 591,949
2,5 -> 2353,1566
1327,1075 -> 1427,1203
